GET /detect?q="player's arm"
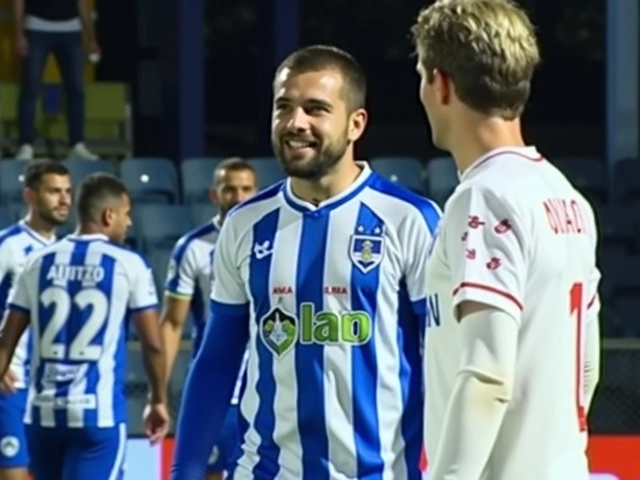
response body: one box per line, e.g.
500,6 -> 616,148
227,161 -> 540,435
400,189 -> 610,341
171,220 -> 249,480
160,242 -> 197,377
129,261 -> 167,405
583,268 -> 601,413
404,199 -> 442,328
428,187 -> 525,480
0,265 -> 31,383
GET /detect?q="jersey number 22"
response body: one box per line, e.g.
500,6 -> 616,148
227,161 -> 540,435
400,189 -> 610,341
39,287 -> 109,362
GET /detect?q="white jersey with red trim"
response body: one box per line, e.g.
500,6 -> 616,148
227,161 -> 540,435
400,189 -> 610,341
424,146 -> 600,479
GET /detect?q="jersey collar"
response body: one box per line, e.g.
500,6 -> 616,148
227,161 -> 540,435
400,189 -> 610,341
18,220 -> 56,245
458,146 -> 543,182
66,233 -> 109,242
282,161 -> 374,215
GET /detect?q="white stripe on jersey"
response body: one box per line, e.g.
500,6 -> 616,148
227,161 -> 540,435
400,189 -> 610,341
0,221 -> 56,388
211,162 -> 442,479
7,233 -> 158,428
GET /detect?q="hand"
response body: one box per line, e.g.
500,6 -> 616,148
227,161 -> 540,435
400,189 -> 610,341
87,40 -> 100,56
0,369 -> 18,394
15,34 -> 28,57
143,401 -> 170,445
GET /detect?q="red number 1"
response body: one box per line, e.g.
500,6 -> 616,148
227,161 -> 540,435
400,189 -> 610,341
569,282 -> 587,432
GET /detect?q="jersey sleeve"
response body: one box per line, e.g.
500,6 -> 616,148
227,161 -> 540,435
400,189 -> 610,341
585,266 -> 601,324
165,239 -> 197,299
404,200 -> 442,319
444,187 -> 526,322
128,255 -> 159,312
0,243 -> 14,314
210,218 -> 248,314
6,261 -> 32,315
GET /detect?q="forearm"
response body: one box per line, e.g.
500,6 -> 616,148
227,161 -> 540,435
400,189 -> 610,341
583,317 -> 601,412
77,1 -> 96,41
429,308 -> 517,480
160,321 -> 183,379
12,0 -> 24,32
141,342 -> 167,404
171,305 -> 248,480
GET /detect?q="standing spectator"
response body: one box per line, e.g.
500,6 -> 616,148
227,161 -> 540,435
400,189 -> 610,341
12,0 -> 100,160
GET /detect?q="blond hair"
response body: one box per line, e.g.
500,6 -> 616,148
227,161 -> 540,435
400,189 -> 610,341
411,0 -> 540,120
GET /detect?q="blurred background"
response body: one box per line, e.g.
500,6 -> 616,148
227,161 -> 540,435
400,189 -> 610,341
0,0 -> 638,478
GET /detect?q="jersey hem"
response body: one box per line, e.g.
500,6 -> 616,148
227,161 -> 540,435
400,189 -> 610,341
210,299 -> 249,317
164,290 -> 193,301
128,303 -> 158,313
7,304 -> 29,315
452,282 -> 522,321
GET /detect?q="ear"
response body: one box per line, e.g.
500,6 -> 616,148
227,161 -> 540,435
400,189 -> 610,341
348,108 -> 368,142
102,207 -> 114,227
209,187 -> 218,205
432,68 -> 452,106
22,188 -> 34,205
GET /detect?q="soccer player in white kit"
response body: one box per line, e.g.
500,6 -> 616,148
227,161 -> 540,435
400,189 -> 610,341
411,1 -> 601,479
171,45 -> 441,480
0,160 -> 71,480
0,173 -> 170,480
161,157 -> 258,480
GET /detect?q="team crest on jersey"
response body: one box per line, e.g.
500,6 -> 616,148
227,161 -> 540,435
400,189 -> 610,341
259,306 -> 297,357
349,225 -> 385,274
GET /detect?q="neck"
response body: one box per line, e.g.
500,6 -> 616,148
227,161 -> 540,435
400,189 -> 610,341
289,157 -> 362,204
448,116 -> 526,174
24,212 -> 56,240
77,222 -> 105,236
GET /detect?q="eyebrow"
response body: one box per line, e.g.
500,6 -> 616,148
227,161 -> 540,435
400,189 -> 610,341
275,96 -> 333,109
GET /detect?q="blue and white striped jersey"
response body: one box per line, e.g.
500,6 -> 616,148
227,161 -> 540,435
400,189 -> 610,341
165,218 -> 221,353
0,221 -> 57,389
7,233 -> 158,428
165,218 -> 249,405
211,162 -> 441,479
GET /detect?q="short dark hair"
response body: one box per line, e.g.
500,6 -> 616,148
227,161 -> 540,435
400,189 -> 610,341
24,160 -> 69,189
213,157 -> 256,186
274,45 -> 367,112
76,173 -> 129,223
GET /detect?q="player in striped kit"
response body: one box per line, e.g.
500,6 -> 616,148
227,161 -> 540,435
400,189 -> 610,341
0,160 -> 71,480
412,1 -> 601,478
171,45 -> 441,480
162,157 -> 258,480
0,173 -> 170,480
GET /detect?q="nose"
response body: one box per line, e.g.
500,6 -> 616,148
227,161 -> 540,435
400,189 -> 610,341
287,107 -> 310,131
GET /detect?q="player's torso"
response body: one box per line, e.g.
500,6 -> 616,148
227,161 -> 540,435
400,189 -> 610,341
26,237 -> 140,428
425,150 -> 594,477
233,182 -> 424,479
0,222 -> 55,389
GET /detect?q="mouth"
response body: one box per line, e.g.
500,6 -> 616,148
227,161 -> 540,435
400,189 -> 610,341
283,138 -> 318,156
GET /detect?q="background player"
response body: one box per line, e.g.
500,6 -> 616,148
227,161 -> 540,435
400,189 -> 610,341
171,45 -> 441,480
411,1 -> 601,478
0,160 -> 71,480
0,173 -> 170,480
161,157 -> 258,480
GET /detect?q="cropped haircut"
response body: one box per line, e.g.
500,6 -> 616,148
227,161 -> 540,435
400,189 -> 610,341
213,157 -> 256,186
24,159 -> 69,189
274,45 -> 367,112
411,0 -> 540,120
76,173 -> 129,223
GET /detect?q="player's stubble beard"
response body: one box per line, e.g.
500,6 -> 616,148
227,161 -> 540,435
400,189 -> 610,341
273,130 -> 350,182
35,199 -> 68,228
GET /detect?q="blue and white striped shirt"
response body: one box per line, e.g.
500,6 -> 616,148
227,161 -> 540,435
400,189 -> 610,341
7,233 -> 158,428
0,221 -> 57,389
211,162 -> 441,479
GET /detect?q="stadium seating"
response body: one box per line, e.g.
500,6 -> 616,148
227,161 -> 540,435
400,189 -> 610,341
613,158 -> 640,204
369,156 -> 425,193
555,157 -> 608,204
120,157 -> 180,204
62,158 -> 116,187
0,159 -> 27,203
596,205 -> 635,255
190,202 -> 217,226
181,157 -> 224,204
247,157 -> 286,188
425,156 -> 458,207
134,204 -> 193,251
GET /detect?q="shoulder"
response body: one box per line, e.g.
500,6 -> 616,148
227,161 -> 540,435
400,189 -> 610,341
225,181 -> 285,237
366,174 -> 442,234
97,241 -> 151,272
171,221 -> 219,260
0,223 -> 24,251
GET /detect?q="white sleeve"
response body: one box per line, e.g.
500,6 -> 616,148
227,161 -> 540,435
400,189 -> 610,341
0,243 -> 14,313
7,262 -> 32,314
165,239 -> 197,299
403,201 -> 442,318
128,255 -> 159,312
443,187 -> 526,322
585,266 -> 601,324
210,218 -> 248,307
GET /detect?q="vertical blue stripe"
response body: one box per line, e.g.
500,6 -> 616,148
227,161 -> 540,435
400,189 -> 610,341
32,251 -> 57,427
294,213 -> 330,479
397,284 -> 423,480
350,204 -> 383,478
249,208 -> 281,479
83,254 -> 115,426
